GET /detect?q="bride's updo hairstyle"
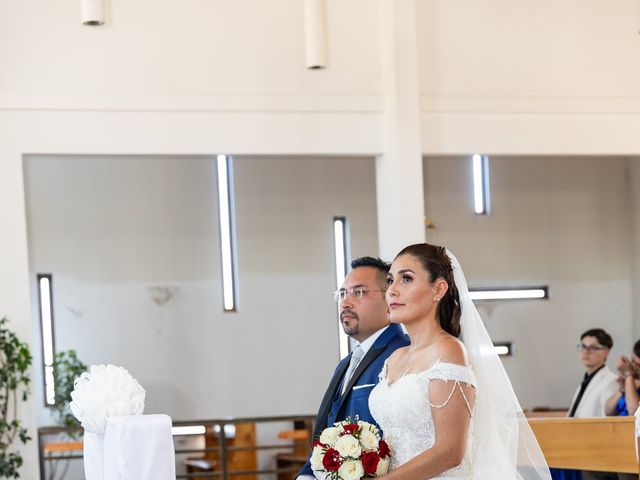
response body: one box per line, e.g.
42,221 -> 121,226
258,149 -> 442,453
396,243 -> 462,337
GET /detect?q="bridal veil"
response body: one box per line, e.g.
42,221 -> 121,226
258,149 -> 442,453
448,251 -> 551,480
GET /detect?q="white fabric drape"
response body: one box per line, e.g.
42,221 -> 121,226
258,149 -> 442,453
103,414 -> 176,480
84,414 -> 176,480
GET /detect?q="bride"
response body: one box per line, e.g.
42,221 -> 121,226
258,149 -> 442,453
369,243 -> 551,480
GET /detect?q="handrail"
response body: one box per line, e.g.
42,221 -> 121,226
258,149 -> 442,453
38,414 -> 315,480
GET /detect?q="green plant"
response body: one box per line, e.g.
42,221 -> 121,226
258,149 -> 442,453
0,316 -> 32,479
47,350 -> 87,430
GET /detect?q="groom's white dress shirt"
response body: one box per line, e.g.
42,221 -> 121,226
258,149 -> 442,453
340,325 -> 389,394
296,325 -> 391,480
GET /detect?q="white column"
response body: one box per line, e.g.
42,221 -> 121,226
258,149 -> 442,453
376,0 -> 425,261
0,144 -> 38,479
630,159 -> 640,339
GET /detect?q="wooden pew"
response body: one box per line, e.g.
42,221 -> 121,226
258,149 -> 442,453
275,419 -> 314,480
185,422 -> 257,480
528,416 -> 638,475
42,441 -> 83,454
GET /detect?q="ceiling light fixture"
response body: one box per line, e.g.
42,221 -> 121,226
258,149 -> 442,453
303,0 -> 328,69
81,0 -> 105,26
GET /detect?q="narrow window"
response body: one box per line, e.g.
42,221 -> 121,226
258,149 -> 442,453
37,273 -> 56,406
469,286 -> 549,301
472,154 -> 490,215
172,425 -> 206,436
493,342 -> 513,357
333,216 -> 350,359
216,155 -> 237,312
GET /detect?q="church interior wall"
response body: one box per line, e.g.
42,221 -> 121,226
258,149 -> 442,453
424,155 -> 633,409
23,154 -> 379,425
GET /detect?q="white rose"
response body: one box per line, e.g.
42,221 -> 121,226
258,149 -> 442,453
338,459 -> 364,480
310,445 -> 324,470
359,428 -> 379,451
319,427 -> 340,446
358,420 -> 378,434
335,434 -> 362,458
375,457 -> 391,476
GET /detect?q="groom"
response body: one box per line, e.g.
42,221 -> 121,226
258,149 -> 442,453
296,256 -> 410,479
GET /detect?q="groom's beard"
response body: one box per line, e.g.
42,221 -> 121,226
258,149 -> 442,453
340,310 -> 359,337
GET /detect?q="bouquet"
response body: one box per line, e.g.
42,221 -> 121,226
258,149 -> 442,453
311,418 -> 391,480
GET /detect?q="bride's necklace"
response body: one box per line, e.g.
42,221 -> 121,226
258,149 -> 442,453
395,330 -> 448,377
408,329 -> 448,352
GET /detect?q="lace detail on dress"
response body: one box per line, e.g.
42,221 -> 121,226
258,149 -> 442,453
424,363 -> 476,415
369,361 -> 477,478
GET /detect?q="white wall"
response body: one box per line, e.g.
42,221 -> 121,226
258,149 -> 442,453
424,156 -> 633,408
27,154 -> 635,419
416,0 -> 640,154
0,0 -> 381,96
24,154 -> 379,424
4,0 -> 640,156
0,0 -> 384,155
4,1 -> 640,155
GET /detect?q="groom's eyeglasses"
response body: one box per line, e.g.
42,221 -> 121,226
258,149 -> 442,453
576,343 -> 608,353
333,288 -> 387,302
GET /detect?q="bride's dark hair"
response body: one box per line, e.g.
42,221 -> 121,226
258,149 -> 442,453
395,243 -> 462,337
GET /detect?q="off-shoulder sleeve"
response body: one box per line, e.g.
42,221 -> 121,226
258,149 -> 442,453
422,362 -> 477,388
422,362 -> 477,414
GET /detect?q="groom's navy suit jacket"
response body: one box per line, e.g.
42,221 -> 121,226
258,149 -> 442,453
298,324 -> 410,477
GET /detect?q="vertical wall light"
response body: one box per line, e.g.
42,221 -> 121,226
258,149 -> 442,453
81,0 -> 105,26
333,216 -> 350,359
472,154 -> 490,215
303,0 -> 328,69
217,155 -> 238,312
37,274 -> 56,406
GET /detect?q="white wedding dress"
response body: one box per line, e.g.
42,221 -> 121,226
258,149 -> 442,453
369,359 -> 477,479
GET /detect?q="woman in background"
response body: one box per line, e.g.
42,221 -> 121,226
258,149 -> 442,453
604,339 -> 640,417
603,340 -> 640,480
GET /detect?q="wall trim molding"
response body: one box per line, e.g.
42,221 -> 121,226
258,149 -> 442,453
0,93 -> 383,114
420,94 -> 640,115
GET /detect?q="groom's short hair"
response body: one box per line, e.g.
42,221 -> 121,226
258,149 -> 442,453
350,256 -> 390,287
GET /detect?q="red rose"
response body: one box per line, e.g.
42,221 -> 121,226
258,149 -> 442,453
322,448 -> 342,471
342,423 -> 359,435
378,439 -> 390,459
312,439 -> 326,448
361,451 -> 381,475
